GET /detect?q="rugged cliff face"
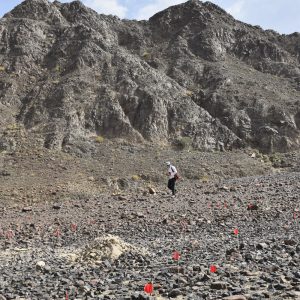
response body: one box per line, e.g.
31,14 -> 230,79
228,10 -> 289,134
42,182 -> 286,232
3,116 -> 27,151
0,0 -> 299,152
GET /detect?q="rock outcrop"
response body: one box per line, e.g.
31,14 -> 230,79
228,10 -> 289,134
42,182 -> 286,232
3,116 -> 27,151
0,0 -> 299,152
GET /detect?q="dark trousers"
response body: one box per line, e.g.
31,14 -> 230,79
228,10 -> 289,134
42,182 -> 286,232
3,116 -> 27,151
168,178 -> 176,195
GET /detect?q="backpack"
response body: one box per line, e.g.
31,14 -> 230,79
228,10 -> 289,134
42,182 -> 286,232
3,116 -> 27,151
171,167 -> 179,180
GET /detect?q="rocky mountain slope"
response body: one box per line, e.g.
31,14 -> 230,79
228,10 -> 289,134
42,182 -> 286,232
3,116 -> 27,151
0,0 -> 299,152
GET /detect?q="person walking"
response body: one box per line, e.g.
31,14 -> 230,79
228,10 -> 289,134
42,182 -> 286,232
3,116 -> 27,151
166,161 -> 178,197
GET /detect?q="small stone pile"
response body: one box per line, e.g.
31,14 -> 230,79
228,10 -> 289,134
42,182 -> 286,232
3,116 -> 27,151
78,234 -> 148,263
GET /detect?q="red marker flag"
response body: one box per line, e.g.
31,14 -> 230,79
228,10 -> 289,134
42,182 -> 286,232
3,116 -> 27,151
172,251 -> 181,261
233,228 -> 239,235
144,283 -> 154,294
65,291 -> 69,300
5,230 -> 14,240
71,223 -> 77,232
210,265 -> 217,273
54,228 -> 61,237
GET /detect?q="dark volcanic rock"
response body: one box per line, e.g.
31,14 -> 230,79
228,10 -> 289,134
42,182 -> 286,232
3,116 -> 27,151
52,203 -> 62,209
211,281 -> 228,290
0,171 -> 300,298
22,206 -> 33,212
0,0 -> 299,152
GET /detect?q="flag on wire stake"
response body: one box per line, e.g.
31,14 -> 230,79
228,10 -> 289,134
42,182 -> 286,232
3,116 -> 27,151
233,228 -> 240,249
71,223 -> 77,232
293,210 -> 299,231
233,228 -> 242,286
5,230 -> 14,250
172,250 -> 181,284
144,282 -> 154,296
210,265 -> 217,273
172,251 -> 181,261
54,228 -> 61,237
6,230 -> 14,240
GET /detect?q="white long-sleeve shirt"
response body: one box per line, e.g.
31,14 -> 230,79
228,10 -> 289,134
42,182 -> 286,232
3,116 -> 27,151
168,165 -> 177,179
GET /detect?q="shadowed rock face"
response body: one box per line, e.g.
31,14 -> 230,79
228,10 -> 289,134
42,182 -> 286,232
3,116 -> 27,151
0,0 -> 299,152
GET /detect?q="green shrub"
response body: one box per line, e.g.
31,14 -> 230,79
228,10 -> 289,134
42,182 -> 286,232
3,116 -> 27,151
186,90 -> 193,97
95,136 -> 104,143
262,155 -> 270,163
183,170 -> 201,180
54,65 -> 61,73
201,175 -> 210,183
175,137 -> 192,150
142,52 -> 151,60
6,123 -> 19,131
131,175 -> 140,181
269,153 -> 282,167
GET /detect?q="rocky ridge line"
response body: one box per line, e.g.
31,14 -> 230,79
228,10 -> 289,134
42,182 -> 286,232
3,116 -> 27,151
0,0 -> 299,152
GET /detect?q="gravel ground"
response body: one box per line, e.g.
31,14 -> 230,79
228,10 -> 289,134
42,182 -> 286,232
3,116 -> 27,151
0,171 -> 299,300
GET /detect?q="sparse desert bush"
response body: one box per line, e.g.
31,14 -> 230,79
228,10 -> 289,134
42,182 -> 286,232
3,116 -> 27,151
140,173 -> 164,183
174,137 -> 193,150
142,51 -> 151,60
262,154 -> 270,163
117,178 -> 130,190
6,123 -> 20,131
95,136 -> 104,143
183,170 -> 201,180
269,153 -> 283,167
201,175 -> 210,183
131,175 -> 140,181
186,90 -> 193,97
251,150 -> 269,162
54,65 -> 61,72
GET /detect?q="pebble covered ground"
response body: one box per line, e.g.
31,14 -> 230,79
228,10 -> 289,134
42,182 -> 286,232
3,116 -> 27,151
0,171 -> 299,300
